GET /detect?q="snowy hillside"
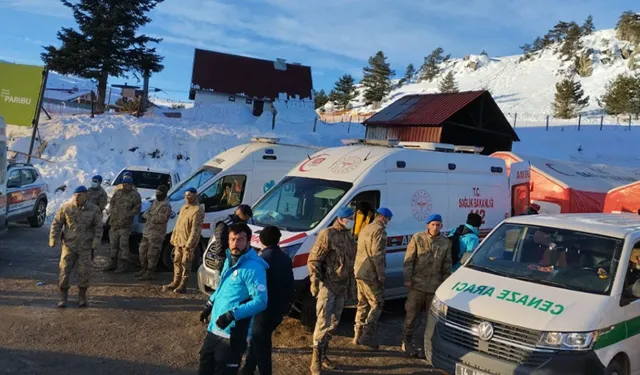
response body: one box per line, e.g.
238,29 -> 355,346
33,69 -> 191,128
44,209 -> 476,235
334,29 -> 640,121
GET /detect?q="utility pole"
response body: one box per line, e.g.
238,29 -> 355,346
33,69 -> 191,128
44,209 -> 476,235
142,70 -> 150,113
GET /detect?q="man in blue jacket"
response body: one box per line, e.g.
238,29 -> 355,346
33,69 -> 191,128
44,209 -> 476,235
198,223 -> 268,375
450,212 -> 482,271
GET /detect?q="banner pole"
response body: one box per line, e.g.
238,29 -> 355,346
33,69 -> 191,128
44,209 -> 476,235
27,67 -> 48,164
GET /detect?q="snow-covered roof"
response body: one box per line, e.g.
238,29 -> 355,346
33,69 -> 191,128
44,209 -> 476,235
44,88 -> 93,102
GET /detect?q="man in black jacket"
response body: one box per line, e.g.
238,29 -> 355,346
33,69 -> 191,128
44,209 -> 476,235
241,225 -> 295,375
211,204 -> 253,271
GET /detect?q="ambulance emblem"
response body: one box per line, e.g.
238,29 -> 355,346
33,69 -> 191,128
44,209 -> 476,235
411,190 -> 432,221
330,156 -> 362,174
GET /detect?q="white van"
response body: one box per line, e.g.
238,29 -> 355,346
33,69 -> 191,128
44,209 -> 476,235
131,137 -> 320,270
199,139 -> 530,324
426,213 -> 640,375
0,116 -> 7,234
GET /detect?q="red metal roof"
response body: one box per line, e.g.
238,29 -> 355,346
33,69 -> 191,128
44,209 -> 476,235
364,91 -> 485,126
189,49 -> 313,101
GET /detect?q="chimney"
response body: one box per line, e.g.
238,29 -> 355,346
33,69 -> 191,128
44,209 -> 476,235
274,58 -> 287,71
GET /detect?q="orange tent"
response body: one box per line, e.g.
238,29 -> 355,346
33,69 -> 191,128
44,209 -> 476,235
492,152 -> 638,214
604,181 -> 640,214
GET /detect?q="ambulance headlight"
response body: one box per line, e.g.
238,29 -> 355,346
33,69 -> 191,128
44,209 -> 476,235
537,331 -> 598,351
429,296 -> 447,319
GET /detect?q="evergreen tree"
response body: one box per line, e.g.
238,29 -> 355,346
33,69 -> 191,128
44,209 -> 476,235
520,43 -> 532,54
616,11 -> 640,43
581,15 -> 595,35
41,0 -> 164,112
420,47 -> 450,82
547,21 -> 574,42
480,49 -> 488,56
600,74 -> 640,117
361,51 -> 395,104
560,23 -> 583,59
313,89 -> 329,109
552,77 -> 589,118
403,63 -> 416,84
438,71 -> 459,93
330,74 -> 358,110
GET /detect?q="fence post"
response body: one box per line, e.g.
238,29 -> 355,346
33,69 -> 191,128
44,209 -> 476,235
577,114 -> 581,131
629,115 -> 632,130
312,117 -> 317,132
600,115 -> 604,131
90,91 -> 95,118
546,115 -> 549,131
513,113 -> 517,128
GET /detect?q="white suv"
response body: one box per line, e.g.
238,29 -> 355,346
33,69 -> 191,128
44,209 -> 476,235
4,163 -> 49,228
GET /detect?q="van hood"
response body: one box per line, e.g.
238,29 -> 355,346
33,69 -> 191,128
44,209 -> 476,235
437,267 -> 610,332
248,224 -> 308,250
105,186 -> 156,200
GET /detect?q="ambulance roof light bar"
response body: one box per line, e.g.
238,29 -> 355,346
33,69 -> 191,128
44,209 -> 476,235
341,138 -> 400,147
399,142 -> 455,153
251,137 -> 280,144
454,145 -> 484,154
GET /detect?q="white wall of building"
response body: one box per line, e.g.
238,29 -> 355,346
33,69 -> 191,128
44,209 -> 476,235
193,91 -> 274,113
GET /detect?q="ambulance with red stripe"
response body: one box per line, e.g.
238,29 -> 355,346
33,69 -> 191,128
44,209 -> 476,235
242,139 -> 531,326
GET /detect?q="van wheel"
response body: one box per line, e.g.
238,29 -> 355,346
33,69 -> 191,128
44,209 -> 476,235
299,292 -> 317,332
605,359 -> 625,375
28,200 -> 47,228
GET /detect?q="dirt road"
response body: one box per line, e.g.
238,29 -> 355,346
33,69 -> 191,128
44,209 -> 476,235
0,224 -> 441,375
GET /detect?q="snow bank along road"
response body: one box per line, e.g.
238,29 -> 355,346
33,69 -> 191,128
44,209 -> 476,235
0,223 -> 439,375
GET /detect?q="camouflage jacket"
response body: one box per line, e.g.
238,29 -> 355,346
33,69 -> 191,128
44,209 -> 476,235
49,201 -> 102,251
142,199 -> 172,239
108,188 -> 142,229
354,220 -> 387,286
170,202 -> 205,249
403,231 -> 452,293
308,221 -> 357,296
87,187 -> 108,212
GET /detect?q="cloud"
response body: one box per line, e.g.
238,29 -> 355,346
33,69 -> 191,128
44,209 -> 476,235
0,0 -> 70,18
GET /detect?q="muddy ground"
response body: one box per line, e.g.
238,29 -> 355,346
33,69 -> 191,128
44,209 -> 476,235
0,223 -> 444,375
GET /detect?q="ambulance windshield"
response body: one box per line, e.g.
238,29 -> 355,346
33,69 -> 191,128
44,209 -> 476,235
466,223 -> 623,295
169,167 -> 221,202
252,176 -> 352,232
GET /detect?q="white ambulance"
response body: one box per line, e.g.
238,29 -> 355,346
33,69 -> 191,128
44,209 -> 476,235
199,139 -> 530,324
426,213 -> 640,375
0,116 -> 7,234
131,137 -> 320,270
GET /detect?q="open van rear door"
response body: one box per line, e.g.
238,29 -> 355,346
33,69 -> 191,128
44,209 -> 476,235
509,161 -> 531,216
0,116 -> 7,234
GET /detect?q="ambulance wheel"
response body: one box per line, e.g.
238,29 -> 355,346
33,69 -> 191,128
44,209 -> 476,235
605,359 -> 625,375
299,292 -> 317,331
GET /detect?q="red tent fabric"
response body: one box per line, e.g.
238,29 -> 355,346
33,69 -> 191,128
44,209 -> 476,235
604,181 -> 640,213
492,152 -> 638,214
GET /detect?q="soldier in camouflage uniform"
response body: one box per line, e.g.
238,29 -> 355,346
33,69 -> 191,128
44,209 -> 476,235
135,185 -> 172,281
353,207 -> 393,349
308,206 -> 357,375
103,176 -> 142,273
49,186 -> 102,308
163,187 -> 204,294
402,213 -> 452,357
87,175 -> 108,212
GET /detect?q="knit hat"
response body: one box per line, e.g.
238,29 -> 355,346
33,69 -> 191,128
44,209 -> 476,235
425,213 -> 443,224
376,207 -> 393,218
74,185 -> 88,194
336,206 -> 355,218
466,212 -> 482,228
185,187 -> 197,194
122,176 -> 133,184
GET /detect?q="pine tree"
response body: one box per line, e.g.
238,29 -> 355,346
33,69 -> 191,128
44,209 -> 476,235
41,0 -> 164,112
361,51 -> 395,104
616,11 -> 640,43
330,74 -> 358,110
313,89 -> 329,109
480,49 -> 488,56
560,23 -> 583,59
403,63 -> 416,84
438,71 -> 459,93
600,74 -> 640,117
547,21 -> 573,42
520,43 -> 532,54
581,15 -> 595,35
420,47 -> 450,82
552,77 -> 589,118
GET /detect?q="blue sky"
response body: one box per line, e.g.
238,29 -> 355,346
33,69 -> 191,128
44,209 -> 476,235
0,0 -> 635,101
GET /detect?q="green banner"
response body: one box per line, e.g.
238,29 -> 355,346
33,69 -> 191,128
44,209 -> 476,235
0,62 -> 45,126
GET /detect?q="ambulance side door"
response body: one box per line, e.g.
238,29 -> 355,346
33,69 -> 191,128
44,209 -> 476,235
615,239 -> 640,374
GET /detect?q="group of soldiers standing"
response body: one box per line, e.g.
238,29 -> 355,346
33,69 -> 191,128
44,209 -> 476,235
49,172 -> 205,307
307,207 -> 452,375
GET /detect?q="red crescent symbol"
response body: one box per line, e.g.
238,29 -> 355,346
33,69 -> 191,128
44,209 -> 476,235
299,154 -> 329,172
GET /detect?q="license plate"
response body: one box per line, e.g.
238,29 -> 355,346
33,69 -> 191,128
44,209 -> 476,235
455,364 -> 488,375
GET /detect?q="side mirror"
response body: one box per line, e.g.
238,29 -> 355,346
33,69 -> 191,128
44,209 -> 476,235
103,179 -> 112,186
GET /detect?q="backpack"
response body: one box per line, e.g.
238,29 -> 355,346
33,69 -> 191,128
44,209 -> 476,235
448,225 -> 465,265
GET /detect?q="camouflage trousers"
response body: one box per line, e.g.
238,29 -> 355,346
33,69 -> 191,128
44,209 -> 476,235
173,246 -> 194,278
354,279 -> 384,331
59,246 -> 91,289
312,284 -> 345,347
109,227 -> 130,263
402,288 -> 434,339
139,235 -> 163,271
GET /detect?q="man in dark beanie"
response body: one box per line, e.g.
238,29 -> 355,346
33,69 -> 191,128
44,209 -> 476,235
241,225 -> 294,375
449,212 -> 482,271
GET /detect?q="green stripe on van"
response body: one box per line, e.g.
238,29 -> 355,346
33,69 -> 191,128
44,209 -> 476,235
594,316 -> 640,350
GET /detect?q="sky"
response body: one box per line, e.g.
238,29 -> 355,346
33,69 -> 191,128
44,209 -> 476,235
0,0 -> 636,102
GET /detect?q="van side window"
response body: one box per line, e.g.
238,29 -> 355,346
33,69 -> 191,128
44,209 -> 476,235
20,170 -> 35,185
621,243 -> 640,306
347,190 -> 380,238
7,170 -> 21,189
200,175 -> 247,213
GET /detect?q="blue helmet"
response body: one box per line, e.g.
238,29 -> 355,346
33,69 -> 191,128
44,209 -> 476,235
376,207 -> 393,218
336,206 -> 355,218
425,213 -> 443,224
74,185 -> 88,194
92,175 -> 103,183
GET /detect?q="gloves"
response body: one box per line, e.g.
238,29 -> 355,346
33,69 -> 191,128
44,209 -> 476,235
215,311 -> 235,330
200,301 -> 213,324
310,282 -> 319,297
